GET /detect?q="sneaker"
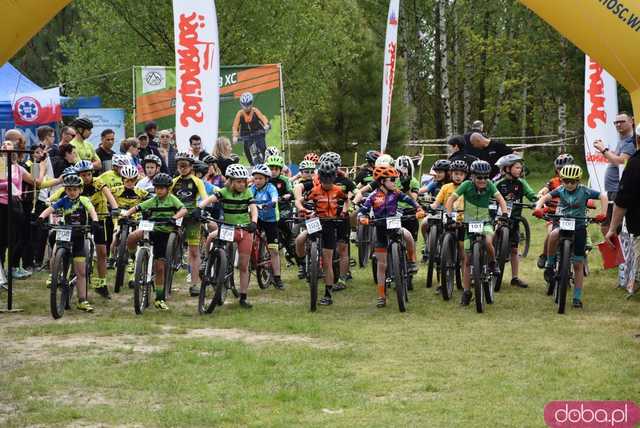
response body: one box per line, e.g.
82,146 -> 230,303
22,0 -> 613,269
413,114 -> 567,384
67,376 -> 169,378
510,277 -> 528,289
154,300 -> 169,310
435,286 -> 442,294
319,296 -> 333,306
186,273 -> 192,283
537,254 -> 546,269
19,267 -> 32,278
126,259 -> 134,274
297,264 -> 306,279
76,300 -> 94,312
46,278 -> 52,289
544,266 -> 555,284
239,299 -> 253,309
572,298 -> 583,309
376,297 -> 386,308
11,268 -> 27,279
273,277 -> 285,290
333,277 -> 347,292
345,271 -> 353,281
0,282 -> 7,291
189,285 -> 200,297
408,261 -> 418,274
460,289 -> 472,306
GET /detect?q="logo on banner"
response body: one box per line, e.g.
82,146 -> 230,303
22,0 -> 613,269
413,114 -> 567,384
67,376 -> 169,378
176,12 -> 216,127
383,41 -> 397,127
15,96 -> 41,123
587,61 -> 606,129
141,67 -> 166,94
389,11 -> 398,25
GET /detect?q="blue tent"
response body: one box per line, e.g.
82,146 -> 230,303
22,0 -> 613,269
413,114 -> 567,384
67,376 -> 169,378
0,63 -> 41,102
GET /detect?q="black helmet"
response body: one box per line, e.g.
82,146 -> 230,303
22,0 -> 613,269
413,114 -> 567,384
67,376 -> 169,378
470,160 -> 491,175
194,160 -> 209,175
143,154 -> 162,167
70,117 -> 93,130
152,173 -> 173,187
432,159 -> 451,171
365,150 -> 380,164
63,174 -> 83,188
229,154 -> 240,164
317,160 -> 337,178
202,154 -> 216,165
449,160 -> 469,173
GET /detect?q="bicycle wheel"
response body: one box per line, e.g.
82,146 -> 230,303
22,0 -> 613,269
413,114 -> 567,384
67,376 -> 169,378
50,247 -> 71,319
256,238 -> 273,289
492,226 -> 509,292
84,238 -> 94,294
308,240 -> 319,312
133,248 -> 151,315
483,243 -> 495,305
471,241 -> 485,313
440,233 -> 456,301
557,240 -> 572,314
357,224 -> 370,268
425,225 -> 438,288
114,225 -> 129,293
164,232 -> 178,297
518,217 -> 531,258
214,248 -> 229,306
199,249 -> 224,314
390,243 -> 407,312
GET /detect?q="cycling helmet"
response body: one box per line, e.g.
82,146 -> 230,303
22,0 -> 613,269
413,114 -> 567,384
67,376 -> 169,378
554,153 -> 575,170
194,161 -> 209,176
395,155 -> 414,176
61,166 -> 77,178
265,155 -> 285,169
252,164 -> 271,177
112,154 -> 130,168
375,154 -> 394,167
299,160 -> 316,171
143,154 -> 162,166
265,146 -> 280,157
496,153 -> 524,170
319,152 -> 341,168
373,165 -> 399,182
470,160 -> 491,176
303,152 -> 320,163
152,173 -> 173,187
70,117 -> 93,130
74,160 -> 94,173
317,160 -> 337,178
365,150 -> 381,164
432,159 -> 451,171
559,164 -> 582,180
239,92 -> 253,107
202,154 -> 216,165
63,174 -> 83,188
226,163 -> 250,179
449,159 -> 469,173
120,165 -> 139,179
175,152 -> 195,164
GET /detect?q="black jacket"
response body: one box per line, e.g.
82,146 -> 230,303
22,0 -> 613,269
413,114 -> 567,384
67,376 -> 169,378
615,148 -> 640,235
462,140 -> 512,177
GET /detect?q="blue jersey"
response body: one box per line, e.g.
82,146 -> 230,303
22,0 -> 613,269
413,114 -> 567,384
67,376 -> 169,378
426,180 -> 444,197
550,185 -> 600,228
250,182 -> 279,222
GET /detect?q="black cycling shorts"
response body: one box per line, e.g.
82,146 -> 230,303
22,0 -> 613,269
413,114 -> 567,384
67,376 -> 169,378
320,220 -> 337,250
48,231 -> 87,258
151,231 -> 170,260
258,219 -> 279,245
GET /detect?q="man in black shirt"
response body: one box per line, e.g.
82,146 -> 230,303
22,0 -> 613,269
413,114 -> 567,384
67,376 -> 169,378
189,135 -> 210,160
95,129 -> 115,174
462,132 -> 512,177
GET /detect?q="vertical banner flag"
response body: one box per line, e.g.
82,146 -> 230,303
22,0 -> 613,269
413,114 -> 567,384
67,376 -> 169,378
172,0 -> 220,152
584,55 -> 618,194
12,87 -> 62,126
380,0 -> 399,154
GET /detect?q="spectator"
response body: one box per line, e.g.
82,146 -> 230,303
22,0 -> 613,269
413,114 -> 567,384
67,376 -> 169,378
157,130 -> 177,175
145,121 -> 159,149
121,137 -> 142,172
189,134 -> 210,160
463,132 -> 512,177
30,143 -> 51,269
606,123 -> 640,296
52,143 -> 78,177
37,125 -> 58,158
59,126 -> 76,145
96,129 -> 115,173
463,120 -> 484,145
69,117 -> 101,170
211,136 -> 238,176
137,133 -> 165,173
447,135 -> 477,167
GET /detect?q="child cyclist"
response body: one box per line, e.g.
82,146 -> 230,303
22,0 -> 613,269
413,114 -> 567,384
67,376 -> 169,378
123,173 -> 187,311
445,160 -> 509,306
355,150 -> 380,188
494,153 -> 538,288
136,154 -> 163,194
100,153 -> 128,268
358,165 -> 425,307
265,155 -> 296,265
533,165 -> 607,309
294,161 -> 350,306
172,152 -> 209,296
199,164 -> 259,309
419,159 -> 451,198
250,164 -> 286,289
38,174 -> 101,312
294,159 -> 316,185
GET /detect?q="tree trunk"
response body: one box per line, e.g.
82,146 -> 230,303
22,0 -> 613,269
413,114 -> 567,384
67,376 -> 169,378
433,1 -> 444,138
521,83 -> 528,138
477,7 -> 491,123
439,0 -> 453,137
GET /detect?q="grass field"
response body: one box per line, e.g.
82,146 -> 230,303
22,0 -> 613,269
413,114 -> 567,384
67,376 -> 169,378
1,177 -> 639,427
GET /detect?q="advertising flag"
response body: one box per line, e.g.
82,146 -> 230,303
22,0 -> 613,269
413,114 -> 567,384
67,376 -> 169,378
12,87 -> 61,126
380,0 -> 399,153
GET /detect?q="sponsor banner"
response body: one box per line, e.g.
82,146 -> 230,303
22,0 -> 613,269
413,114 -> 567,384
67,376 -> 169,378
583,55 -> 618,194
78,108 -> 126,150
141,67 -> 167,94
380,0 -> 399,154
172,0 -> 220,152
12,87 -> 61,126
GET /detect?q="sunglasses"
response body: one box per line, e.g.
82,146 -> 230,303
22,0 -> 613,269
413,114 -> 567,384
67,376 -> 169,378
301,169 -> 314,174
561,179 -> 578,184
475,176 -> 489,181
614,120 -> 627,125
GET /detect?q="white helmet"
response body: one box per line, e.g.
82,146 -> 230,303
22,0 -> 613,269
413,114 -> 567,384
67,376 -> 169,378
375,154 -> 394,167
394,155 -> 414,176
251,164 -> 271,177
112,154 -> 130,168
239,92 -> 253,107
120,165 -> 139,179
226,163 -> 250,179
265,147 -> 280,157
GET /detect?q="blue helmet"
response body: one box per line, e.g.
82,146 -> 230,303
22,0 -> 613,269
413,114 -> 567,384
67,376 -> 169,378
239,92 -> 253,107
74,160 -> 94,173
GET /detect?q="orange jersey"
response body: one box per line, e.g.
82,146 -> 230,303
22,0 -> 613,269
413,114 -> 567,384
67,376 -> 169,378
545,176 -> 562,213
306,183 -> 347,218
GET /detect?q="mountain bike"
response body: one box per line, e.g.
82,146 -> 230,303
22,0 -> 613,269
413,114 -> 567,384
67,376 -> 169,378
355,202 -> 375,268
464,219 -> 502,313
439,216 -> 463,301
239,128 -> 268,166
250,222 -> 274,290
114,216 -> 136,293
425,207 -> 445,289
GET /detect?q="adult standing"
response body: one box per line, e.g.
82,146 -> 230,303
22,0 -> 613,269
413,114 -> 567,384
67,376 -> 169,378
463,132 -> 512,177
231,92 -> 271,165
157,130 -> 176,175
38,125 -> 58,159
189,135 -> 210,161
52,143 -> 78,177
606,124 -> 640,296
95,129 -> 115,174
69,117 -> 101,171
144,121 -> 159,149
447,135 -> 477,167
137,133 -> 165,173
59,126 -> 76,146
463,120 -> 484,146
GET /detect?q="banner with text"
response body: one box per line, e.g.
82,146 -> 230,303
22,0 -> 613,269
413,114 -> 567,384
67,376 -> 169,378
78,108 -> 126,149
380,0 -> 399,154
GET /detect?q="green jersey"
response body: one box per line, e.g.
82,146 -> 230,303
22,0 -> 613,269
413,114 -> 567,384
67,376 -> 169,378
137,193 -> 184,233
454,180 -> 499,222
97,170 -> 123,190
216,187 -> 256,225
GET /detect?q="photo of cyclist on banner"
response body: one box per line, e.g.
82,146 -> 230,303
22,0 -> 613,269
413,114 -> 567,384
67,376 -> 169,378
232,92 -> 271,166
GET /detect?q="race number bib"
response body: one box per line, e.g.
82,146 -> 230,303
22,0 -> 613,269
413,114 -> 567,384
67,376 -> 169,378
220,224 -> 235,242
139,220 -> 154,232
559,218 -> 575,231
305,217 -> 322,234
428,211 -> 442,220
175,217 -> 183,227
468,222 -> 483,233
488,203 -> 497,211
386,216 -> 402,230
56,229 -> 72,242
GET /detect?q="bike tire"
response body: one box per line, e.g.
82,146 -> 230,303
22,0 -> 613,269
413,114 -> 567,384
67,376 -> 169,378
472,241 -> 485,313
357,224 -> 369,268
440,233 -> 456,301
518,217 -> 531,258
557,240 -> 572,314
256,238 -> 273,289
390,243 -> 407,312
309,241 -> 319,312
227,244 -> 239,298
114,224 -> 129,293
211,248 -> 228,306
200,249 -> 223,314
164,232 -> 178,298
50,247 -> 70,319
133,248 -> 150,315
425,226 -> 438,288
84,238 -> 94,295
493,226 -> 509,292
